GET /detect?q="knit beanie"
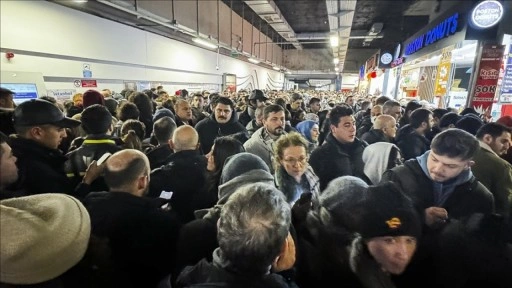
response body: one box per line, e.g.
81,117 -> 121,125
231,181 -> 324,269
81,104 -> 112,134
359,182 -> 421,239
220,152 -> 270,184
0,194 -> 91,285
455,114 -> 484,136
82,89 -> 105,108
153,107 -> 176,122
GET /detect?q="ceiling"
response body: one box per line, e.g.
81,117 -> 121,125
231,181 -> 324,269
50,0 -> 434,73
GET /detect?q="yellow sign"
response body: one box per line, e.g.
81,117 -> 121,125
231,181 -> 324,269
434,46 -> 454,96
386,217 -> 402,229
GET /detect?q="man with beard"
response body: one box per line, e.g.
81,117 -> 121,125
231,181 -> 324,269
83,149 -> 181,287
244,104 -> 286,174
195,97 -> 247,154
395,108 -> 433,160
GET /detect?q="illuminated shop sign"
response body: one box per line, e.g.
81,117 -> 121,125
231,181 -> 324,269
405,13 -> 459,56
470,0 -> 504,29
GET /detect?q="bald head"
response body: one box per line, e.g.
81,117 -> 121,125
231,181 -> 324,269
171,125 -> 199,152
104,149 -> 150,195
373,115 -> 397,139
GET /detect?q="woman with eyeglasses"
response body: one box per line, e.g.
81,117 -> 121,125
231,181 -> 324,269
273,132 -> 320,204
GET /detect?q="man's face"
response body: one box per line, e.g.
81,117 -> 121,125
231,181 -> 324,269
291,99 -> 303,110
383,118 -> 398,139
367,236 -> 417,275
176,102 -> 192,121
310,102 -> 321,113
0,94 -> 14,109
192,96 -> 204,109
345,97 -> 354,107
371,106 -> 382,117
256,99 -> 266,108
424,114 -> 434,133
387,106 -> 402,121
487,131 -> 512,156
263,111 -> 285,136
215,103 -> 233,124
0,142 -> 18,188
427,150 -> 472,182
331,115 -> 356,143
36,125 -> 67,150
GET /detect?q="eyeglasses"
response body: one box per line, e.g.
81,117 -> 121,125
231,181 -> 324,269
282,157 -> 308,166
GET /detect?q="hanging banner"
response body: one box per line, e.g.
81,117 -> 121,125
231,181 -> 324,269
499,45 -> 512,104
434,46 -> 454,96
471,43 -> 505,113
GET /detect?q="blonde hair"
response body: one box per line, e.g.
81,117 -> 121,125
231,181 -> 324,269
273,132 -> 309,170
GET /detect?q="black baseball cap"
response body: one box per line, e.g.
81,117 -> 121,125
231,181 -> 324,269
13,99 -> 81,128
248,89 -> 268,101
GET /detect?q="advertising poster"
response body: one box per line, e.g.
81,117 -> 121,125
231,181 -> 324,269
434,46 -> 453,96
499,45 -> 512,104
471,43 -> 505,113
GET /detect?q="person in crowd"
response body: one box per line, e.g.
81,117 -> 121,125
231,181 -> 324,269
497,115 -> 512,165
244,104 -> 286,174
145,116 -> 177,169
361,114 -> 397,145
112,101 -> 139,137
439,111 -> 460,129
174,99 -> 194,127
398,100 -> 422,127
149,125 -> 207,224
66,92 -> 84,118
176,183 -> 296,288
0,88 -> 16,136
0,132 -> 20,199
354,100 -> 371,127
426,108 -> 449,141
362,142 -> 403,184
8,99 -> 80,195
287,93 -> 305,127
83,149 -> 181,288
120,119 -> 150,151
64,104 -> 122,196
295,120 -> 319,152
472,123 -> 512,219
0,87 -> 15,109
173,153 -> 277,285
195,97 -> 247,154
204,136 -> 245,209
1,193 -> 91,287
239,89 -> 268,127
294,177 -> 421,288
308,97 -> 321,115
455,113 -> 484,136
82,89 -> 105,109
344,95 -> 357,111
355,103 -> 375,138
382,99 -> 402,123
128,92 -> 153,138
274,132 -> 320,204
309,105 -> 367,190
382,128 -> 494,229
191,93 -> 209,125
395,108 -> 433,160
246,106 -> 265,137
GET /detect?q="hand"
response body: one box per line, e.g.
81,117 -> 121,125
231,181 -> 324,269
272,233 -> 296,272
82,160 -> 106,185
425,207 -> 448,228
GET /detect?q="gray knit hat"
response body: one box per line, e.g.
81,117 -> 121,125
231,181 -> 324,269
0,194 -> 91,284
220,152 -> 270,184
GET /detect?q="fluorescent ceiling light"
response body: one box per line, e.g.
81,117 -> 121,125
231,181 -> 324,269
335,67 -> 340,71
273,66 -> 281,71
285,71 -> 292,74
248,58 -> 260,64
72,0 -> 88,2
333,58 -> 340,65
192,38 -> 217,49
330,35 -> 339,47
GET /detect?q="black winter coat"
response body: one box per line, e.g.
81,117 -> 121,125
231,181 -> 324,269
8,136 -> 73,195
309,133 -> 368,190
360,129 -> 392,145
145,144 -> 174,170
395,125 -> 430,160
195,113 -> 247,154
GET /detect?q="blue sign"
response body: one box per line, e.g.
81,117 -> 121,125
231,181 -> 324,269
83,70 -> 92,78
359,65 -> 365,79
500,45 -> 512,104
0,83 -> 39,104
470,0 -> 504,29
405,13 -> 459,56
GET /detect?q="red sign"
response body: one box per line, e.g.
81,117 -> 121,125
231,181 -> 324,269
81,80 -> 97,88
391,57 -> 406,67
470,44 -> 504,113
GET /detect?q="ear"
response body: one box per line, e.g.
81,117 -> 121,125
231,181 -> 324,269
481,134 -> 493,144
330,123 -> 336,133
168,139 -> 176,150
466,160 -> 475,169
29,126 -> 44,139
137,174 -> 148,191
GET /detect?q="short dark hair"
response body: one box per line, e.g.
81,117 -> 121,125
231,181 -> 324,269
121,119 -> 146,140
153,116 -> 176,144
309,97 -> 321,106
263,104 -> 285,120
476,122 -> 512,140
104,157 -> 147,189
439,112 -> 461,129
382,100 -> 401,114
0,87 -> 14,100
81,104 -> 112,135
291,93 -> 303,102
431,128 -> 479,160
329,105 -> 354,127
117,102 -> 140,122
214,96 -> 235,110
360,100 -> 372,111
432,108 -> 449,120
409,108 -> 432,128
376,96 -> 392,106
212,136 -> 245,173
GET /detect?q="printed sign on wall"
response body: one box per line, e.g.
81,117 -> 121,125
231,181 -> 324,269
499,45 -> 512,104
434,46 -> 454,96
471,43 -> 505,113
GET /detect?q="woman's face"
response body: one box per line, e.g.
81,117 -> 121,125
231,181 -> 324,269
206,144 -> 215,172
279,145 -> 308,179
310,124 -> 320,142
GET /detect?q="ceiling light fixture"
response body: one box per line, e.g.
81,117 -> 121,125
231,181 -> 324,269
192,38 -> 218,49
72,0 -> 88,3
330,35 -> 339,47
248,57 -> 260,64
333,58 -> 340,65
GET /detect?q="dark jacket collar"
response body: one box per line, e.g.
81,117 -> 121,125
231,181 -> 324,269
10,136 -> 67,162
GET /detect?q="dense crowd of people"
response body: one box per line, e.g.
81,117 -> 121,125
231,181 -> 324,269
0,85 -> 511,288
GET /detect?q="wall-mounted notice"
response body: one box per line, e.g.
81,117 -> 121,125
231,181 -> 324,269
47,89 -> 76,103
471,43 -> 505,113
499,45 -> 512,104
